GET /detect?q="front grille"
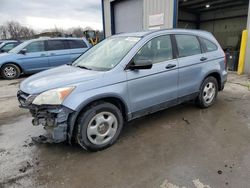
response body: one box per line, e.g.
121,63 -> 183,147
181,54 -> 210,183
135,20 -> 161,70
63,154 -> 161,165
17,90 -> 36,107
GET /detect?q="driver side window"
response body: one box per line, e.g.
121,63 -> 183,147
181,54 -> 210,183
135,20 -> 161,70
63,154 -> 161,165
133,35 -> 173,64
25,41 -> 45,53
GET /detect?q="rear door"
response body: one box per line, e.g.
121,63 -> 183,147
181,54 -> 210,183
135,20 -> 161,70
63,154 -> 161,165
175,34 -> 205,99
127,35 -> 178,115
68,39 -> 89,62
19,40 -> 49,73
46,40 -> 71,67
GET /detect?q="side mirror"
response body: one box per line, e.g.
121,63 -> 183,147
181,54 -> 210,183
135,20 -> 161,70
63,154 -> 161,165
19,49 -> 27,55
0,49 -> 5,53
129,59 -> 153,70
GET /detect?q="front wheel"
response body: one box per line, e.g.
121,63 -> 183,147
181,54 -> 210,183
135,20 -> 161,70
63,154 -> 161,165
196,76 -> 218,108
76,102 -> 123,151
1,64 -> 21,79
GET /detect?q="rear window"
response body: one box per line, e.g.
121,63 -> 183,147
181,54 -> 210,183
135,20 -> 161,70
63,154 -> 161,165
175,35 -> 201,57
69,40 -> 87,49
47,40 -> 68,51
201,38 -> 218,52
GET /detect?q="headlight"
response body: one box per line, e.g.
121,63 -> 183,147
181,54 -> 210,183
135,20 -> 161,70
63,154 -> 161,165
32,87 -> 75,105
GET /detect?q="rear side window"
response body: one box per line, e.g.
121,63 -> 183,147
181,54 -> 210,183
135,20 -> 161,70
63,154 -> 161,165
201,38 -> 217,52
25,41 -> 45,53
175,35 -> 201,57
47,40 -> 68,51
134,35 -> 173,64
69,40 -> 87,49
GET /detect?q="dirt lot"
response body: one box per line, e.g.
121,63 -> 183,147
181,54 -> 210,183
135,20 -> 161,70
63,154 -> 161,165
0,73 -> 250,188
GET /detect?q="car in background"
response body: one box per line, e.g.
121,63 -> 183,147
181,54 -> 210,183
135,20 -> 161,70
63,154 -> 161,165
0,37 -> 91,79
0,40 -> 22,53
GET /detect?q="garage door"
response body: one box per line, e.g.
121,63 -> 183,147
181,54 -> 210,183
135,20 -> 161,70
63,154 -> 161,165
113,0 -> 143,34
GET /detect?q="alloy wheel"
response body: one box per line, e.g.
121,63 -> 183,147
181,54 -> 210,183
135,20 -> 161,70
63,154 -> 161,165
4,66 -> 17,78
203,82 -> 216,104
87,111 -> 118,145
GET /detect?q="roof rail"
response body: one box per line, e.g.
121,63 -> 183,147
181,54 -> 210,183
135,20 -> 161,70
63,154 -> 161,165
38,37 -> 51,39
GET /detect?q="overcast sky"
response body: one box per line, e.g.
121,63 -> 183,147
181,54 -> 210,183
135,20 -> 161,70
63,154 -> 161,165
0,0 -> 103,31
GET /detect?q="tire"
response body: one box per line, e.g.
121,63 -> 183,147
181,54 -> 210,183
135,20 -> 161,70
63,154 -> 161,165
76,102 -> 123,151
1,64 -> 21,79
196,76 -> 218,108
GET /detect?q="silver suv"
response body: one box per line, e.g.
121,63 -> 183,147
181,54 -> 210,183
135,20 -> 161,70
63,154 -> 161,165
18,29 -> 227,151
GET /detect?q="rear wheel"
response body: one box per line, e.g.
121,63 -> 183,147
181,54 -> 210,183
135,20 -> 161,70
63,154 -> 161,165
76,102 -> 123,151
196,76 -> 218,108
1,64 -> 21,79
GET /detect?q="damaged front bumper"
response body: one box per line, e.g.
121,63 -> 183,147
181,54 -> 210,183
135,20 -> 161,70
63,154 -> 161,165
17,90 -> 74,143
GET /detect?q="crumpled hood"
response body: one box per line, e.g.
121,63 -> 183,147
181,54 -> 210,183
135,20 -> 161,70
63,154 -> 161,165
20,65 -> 104,94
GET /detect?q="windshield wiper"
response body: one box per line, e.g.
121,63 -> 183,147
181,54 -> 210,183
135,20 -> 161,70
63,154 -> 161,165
76,65 -> 92,70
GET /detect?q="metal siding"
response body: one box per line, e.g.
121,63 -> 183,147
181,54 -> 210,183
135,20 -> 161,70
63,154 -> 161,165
103,0 -> 176,37
143,0 -> 174,29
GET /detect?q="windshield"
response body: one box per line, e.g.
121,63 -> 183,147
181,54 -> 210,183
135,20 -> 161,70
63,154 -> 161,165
72,36 -> 141,71
9,40 -> 30,53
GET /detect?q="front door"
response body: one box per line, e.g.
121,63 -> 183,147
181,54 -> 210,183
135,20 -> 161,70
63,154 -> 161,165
19,40 -> 49,73
126,35 -> 178,117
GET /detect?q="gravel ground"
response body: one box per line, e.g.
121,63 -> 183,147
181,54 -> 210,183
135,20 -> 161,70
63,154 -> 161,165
0,73 -> 250,188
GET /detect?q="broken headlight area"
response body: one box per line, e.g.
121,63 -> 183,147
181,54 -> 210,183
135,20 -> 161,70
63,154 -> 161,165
17,90 -> 37,108
30,106 -> 74,143
17,89 -> 75,143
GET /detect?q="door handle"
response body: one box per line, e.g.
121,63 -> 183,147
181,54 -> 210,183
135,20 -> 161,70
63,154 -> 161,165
40,54 -> 46,57
165,64 -> 176,69
50,53 -> 55,56
200,57 -> 208,61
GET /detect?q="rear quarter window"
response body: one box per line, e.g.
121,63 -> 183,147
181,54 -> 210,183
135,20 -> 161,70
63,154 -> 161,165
200,37 -> 218,52
47,40 -> 68,51
69,40 -> 87,49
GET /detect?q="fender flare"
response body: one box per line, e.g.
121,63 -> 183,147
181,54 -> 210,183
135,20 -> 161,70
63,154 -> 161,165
67,94 -> 130,143
0,62 -> 23,73
199,71 -> 222,91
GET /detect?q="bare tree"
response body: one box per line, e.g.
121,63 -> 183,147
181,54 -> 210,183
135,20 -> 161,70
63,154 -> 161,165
6,21 -> 22,39
83,26 -> 93,31
20,26 -> 35,39
0,20 -> 101,40
0,21 -> 35,40
71,27 -> 84,37
0,25 -> 8,39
